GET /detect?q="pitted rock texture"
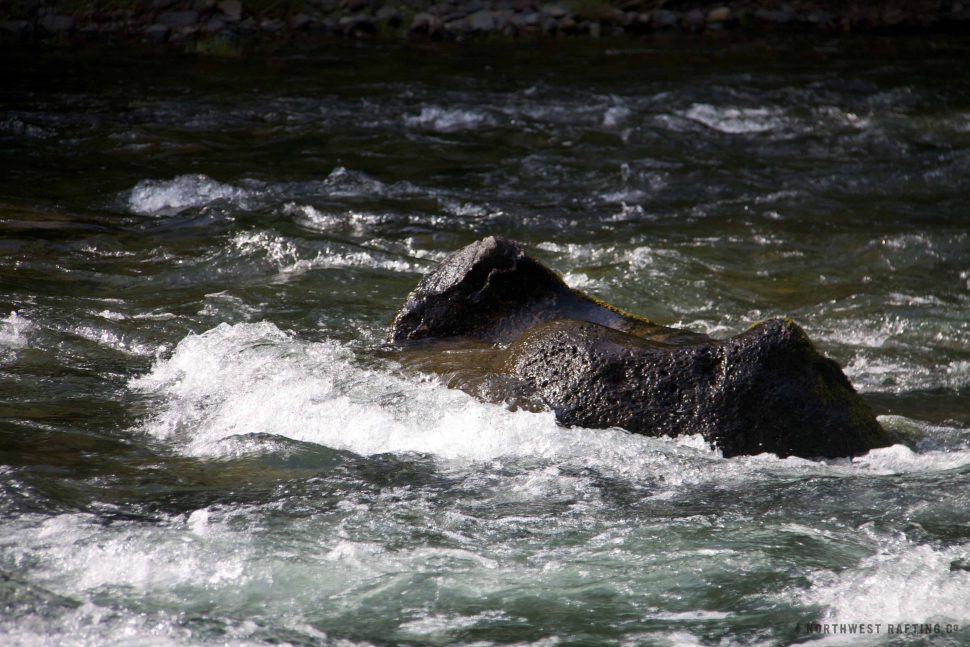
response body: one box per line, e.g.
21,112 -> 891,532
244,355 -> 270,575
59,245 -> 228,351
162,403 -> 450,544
504,318 -> 891,458
390,237 -> 894,459
390,235 -> 703,345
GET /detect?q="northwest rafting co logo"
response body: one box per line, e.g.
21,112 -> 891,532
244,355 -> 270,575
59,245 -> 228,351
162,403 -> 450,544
796,622 -> 961,636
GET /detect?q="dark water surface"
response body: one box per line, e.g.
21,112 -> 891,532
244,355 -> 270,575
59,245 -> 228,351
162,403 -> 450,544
1,36 -> 969,646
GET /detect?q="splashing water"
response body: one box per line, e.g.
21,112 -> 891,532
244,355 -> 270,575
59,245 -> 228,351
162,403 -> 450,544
2,36 -> 970,646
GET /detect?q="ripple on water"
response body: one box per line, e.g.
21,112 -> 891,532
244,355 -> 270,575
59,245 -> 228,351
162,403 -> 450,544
404,106 -> 493,132
0,320 -> 965,646
227,230 -> 421,277
682,103 -> 789,135
127,174 -> 252,217
5,39 -> 970,647
123,167 -> 419,218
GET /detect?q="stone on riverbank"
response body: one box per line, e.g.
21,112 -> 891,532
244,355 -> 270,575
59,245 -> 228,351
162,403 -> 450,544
389,237 -> 894,459
39,14 -> 74,34
158,9 -> 199,28
4,0 -> 968,46
144,23 -> 170,42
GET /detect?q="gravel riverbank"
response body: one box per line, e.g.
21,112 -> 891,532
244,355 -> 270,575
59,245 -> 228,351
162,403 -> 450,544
3,0 -> 970,47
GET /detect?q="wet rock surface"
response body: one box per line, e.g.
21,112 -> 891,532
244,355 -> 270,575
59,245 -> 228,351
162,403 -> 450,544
3,0 -> 969,46
390,237 -> 895,459
506,318 -> 892,458
390,235 -> 703,345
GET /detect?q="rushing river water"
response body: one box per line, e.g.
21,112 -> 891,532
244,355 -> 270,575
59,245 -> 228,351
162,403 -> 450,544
2,35 -> 970,646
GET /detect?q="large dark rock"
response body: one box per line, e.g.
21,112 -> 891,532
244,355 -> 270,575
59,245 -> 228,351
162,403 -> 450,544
505,318 -> 891,458
389,237 -> 894,459
390,235 -> 704,345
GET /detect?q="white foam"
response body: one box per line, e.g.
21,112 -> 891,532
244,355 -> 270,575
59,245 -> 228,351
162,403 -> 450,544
282,250 -> 419,276
848,442 -> 970,474
535,241 -> 617,264
603,105 -> 631,127
125,167 -> 407,218
0,311 -> 32,351
870,232 -> 966,271
197,291 -> 261,321
320,166 -> 391,197
127,174 -> 251,216
815,106 -> 871,130
129,322 -> 731,484
284,202 -> 344,231
31,512 -> 247,591
562,271 -> 607,291
0,117 -> 52,139
879,415 -> 970,453
404,107 -> 491,132
683,103 -> 787,134
534,241 -> 696,278
815,314 -> 910,350
608,202 -> 649,221
621,631 -> 748,647
79,245 -> 138,258
804,537 -> 970,634
231,230 -> 300,267
228,230 -> 419,277
441,200 -> 494,218
284,203 -> 396,234
129,323 -> 970,485
0,602 -> 198,647
844,354 -> 970,394
0,512 -> 363,647
398,611 -> 510,636
644,611 -> 732,621
72,324 -> 154,356
599,189 -> 647,203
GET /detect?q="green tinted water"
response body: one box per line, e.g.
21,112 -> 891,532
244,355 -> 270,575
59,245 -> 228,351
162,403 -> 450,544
1,36 -> 969,646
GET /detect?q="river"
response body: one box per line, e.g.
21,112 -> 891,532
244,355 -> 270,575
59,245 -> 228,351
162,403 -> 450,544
1,35 -> 969,646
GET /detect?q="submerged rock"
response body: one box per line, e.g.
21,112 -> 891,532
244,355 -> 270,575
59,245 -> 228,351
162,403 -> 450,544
389,236 -> 894,459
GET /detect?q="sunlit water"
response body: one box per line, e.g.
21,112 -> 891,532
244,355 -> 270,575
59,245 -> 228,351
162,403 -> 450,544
1,36 -> 969,646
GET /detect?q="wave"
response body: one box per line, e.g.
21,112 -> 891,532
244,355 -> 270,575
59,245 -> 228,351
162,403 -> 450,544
845,354 -> 970,394
124,167 -> 417,218
228,230 -> 422,276
70,324 -> 155,357
682,103 -> 789,134
0,311 -> 32,364
129,322 -> 970,479
0,311 -> 31,350
803,537 -> 970,643
405,106 -> 493,132
127,174 -> 252,217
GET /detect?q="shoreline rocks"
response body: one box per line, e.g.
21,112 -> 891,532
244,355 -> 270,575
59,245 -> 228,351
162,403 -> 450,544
2,1 -> 968,47
390,237 -> 895,459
